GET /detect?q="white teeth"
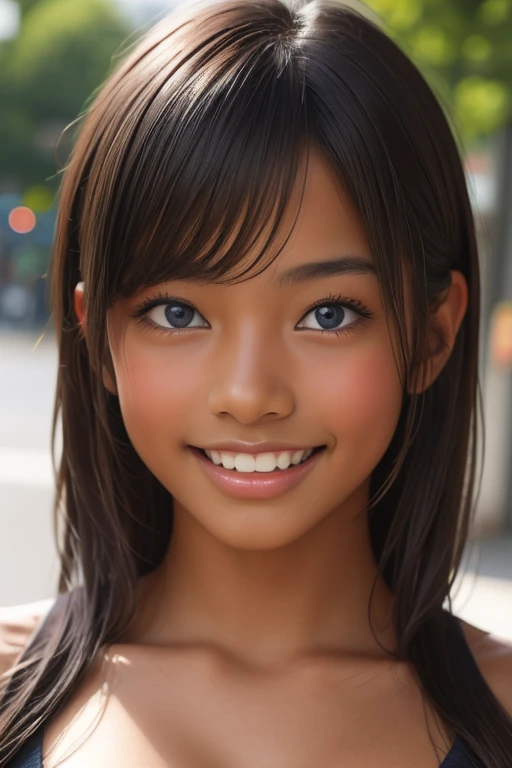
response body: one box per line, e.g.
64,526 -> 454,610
234,454 -> 255,473
220,453 -> 236,470
203,447 -> 315,472
255,453 -> 278,472
274,451 -> 290,469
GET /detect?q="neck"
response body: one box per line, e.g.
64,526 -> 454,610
127,489 -> 396,667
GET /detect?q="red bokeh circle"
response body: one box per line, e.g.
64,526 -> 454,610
8,206 -> 37,234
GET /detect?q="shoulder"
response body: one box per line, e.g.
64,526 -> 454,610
459,617 -> 512,717
0,598 -> 55,678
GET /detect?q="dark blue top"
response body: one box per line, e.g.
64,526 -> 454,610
6,732 -> 42,768
4,615 -> 485,767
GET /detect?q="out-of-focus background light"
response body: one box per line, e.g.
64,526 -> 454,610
0,0 -> 20,41
491,303 -> 512,367
8,206 -> 36,234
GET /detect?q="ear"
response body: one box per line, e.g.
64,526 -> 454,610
74,281 -> 118,397
408,270 -> 468,395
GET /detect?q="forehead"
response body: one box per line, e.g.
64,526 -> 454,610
232,148 -> 372,287
284,150 -> 369,255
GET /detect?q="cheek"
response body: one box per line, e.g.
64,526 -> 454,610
308,341 -> 403,462
111,338 -> 201,446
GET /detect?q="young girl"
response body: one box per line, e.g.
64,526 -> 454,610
2,0 -> 512,765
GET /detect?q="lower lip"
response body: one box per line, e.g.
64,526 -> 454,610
189,446 -> 326,499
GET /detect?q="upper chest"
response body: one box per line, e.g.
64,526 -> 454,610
42,645 -> 454,768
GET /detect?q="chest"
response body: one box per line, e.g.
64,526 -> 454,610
42,648 -> 453,768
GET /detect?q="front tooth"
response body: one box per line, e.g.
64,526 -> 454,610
234,454 -> 255,472
254,452 -> 279,472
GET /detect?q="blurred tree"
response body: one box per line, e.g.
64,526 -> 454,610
2,0 -> 512,191
365,0 -> 512,144
15,0 -> 40,19
0,0 -> 131,193
363,0 -> 512,375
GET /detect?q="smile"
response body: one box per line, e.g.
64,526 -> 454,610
189,445 -> 327,499
198,446 -> 324,473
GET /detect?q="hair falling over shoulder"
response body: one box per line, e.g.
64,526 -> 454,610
1,0 -> 512,764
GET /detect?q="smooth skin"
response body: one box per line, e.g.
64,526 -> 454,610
2,149 -> 512,767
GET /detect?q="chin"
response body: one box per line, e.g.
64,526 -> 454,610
183,502 -> 333,552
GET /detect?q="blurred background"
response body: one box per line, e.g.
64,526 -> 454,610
1,0 -> 512,636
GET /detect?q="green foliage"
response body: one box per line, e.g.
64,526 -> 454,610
16,0 -> 43,19
0,0 -> 131,193
455,76 -> 509,137
364,0 -> 512,142
2,0 -> 512,194
22,185 -> 54,212
6,0 -> 129,119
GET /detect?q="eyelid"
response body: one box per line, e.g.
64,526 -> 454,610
132,292 -> 373,317
300,293 -> 374,319
131,293 -> 199,318
131,291 -> 375,333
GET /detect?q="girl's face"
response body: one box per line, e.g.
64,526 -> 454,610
104,150 -> 404,550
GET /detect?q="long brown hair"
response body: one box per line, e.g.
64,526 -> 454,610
2,0 -> 512,764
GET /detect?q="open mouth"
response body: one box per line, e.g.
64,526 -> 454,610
190,445 -> 326,473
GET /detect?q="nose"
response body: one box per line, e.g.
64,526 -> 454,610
206,326 -> 295,425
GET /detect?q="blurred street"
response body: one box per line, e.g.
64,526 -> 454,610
1,329 -> 512,639
0,329 -> 59,605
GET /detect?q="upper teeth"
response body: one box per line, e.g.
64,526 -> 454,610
204,448 -> 315,472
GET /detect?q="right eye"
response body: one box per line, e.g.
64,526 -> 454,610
146,301 -> 208,331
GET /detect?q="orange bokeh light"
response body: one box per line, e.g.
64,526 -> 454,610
491,303 -> 512,367
8,206 -> 37,234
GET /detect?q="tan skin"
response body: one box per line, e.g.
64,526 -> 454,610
3,149 -> 512,766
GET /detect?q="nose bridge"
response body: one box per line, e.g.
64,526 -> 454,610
207,320 -> 294,422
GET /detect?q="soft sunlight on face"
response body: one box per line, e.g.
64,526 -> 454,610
105,150 -> 404,550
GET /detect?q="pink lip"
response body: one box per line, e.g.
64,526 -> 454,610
189,446 -> 325,499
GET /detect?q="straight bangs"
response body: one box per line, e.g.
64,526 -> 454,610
76,0 -> 310,324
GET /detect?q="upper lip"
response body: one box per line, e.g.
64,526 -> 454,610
192,442 -> 323,455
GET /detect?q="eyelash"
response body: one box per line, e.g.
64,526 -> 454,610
131,291 -> 375,338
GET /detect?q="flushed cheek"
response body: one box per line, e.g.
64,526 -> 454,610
111,339 -> 201,449
312,348 -> 402,469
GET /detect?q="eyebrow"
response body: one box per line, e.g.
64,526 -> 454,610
275,256 -> 376,288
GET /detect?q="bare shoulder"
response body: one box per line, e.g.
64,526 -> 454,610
0,598 -> 55,678
459,617 -> 512,716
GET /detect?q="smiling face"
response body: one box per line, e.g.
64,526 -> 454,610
103,149 -> 404,551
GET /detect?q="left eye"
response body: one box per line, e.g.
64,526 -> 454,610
147,302 -> 208,330
298,303 -> 359,331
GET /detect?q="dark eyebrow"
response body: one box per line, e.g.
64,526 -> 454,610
275,256 -> 376,289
